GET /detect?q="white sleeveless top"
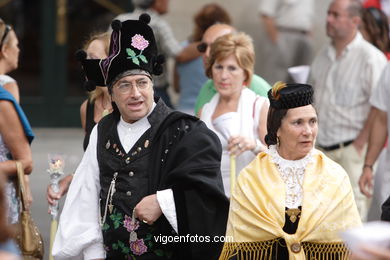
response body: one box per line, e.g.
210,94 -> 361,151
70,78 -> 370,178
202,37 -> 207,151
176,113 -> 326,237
200,88 -> 266,197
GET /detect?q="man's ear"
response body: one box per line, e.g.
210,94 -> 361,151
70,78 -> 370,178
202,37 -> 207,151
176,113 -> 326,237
0,45 -> 8,58
352,16 -> 361,27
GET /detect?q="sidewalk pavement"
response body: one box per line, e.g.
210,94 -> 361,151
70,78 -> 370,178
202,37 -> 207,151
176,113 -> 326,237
29,128 -> 84,260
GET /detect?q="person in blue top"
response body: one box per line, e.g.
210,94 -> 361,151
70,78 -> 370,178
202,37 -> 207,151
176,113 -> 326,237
0,18 -> 34,260
174,3 -> 231,115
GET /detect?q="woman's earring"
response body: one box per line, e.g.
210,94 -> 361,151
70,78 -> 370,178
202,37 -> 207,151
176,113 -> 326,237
277,136 -> 280,146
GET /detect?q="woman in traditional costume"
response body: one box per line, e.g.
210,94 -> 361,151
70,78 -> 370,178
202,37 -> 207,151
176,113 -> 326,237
199,32 -> 269,197
219,82 -> 362,259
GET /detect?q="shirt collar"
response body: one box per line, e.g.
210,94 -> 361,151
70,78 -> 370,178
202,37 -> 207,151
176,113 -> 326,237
327,32 -> 363,61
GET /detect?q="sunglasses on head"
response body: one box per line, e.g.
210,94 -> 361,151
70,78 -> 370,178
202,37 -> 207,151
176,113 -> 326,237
0,24 -> 11,49
197,42 -> 208,53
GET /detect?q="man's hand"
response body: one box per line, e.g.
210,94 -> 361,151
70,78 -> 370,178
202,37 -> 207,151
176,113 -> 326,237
134,194 -> 162,225
261,15 -> 278,44
359,167 -> 374,198
46,174 -> 73,206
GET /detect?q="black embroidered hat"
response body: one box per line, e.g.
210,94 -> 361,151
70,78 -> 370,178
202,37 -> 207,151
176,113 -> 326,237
76,13 -> 165,91
268,83 -> 314,109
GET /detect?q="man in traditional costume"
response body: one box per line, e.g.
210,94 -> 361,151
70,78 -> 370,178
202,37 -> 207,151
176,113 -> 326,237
52,14 -> 229,260
219,83 -> 362,259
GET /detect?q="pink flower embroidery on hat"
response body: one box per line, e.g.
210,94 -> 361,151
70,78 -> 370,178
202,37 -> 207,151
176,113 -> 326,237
131,34 -> 149,51
127,34 -> 149,65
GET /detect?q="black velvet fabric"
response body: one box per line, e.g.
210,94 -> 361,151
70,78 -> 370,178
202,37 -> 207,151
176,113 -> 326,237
83,100 -> 96,151
268,83 -> 314,109
381,195 -> 390,221
77,14 -> 164,89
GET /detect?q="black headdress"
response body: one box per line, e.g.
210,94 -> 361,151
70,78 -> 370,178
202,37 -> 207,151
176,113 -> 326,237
268,83 -> 314,109
76,13 -> 165,91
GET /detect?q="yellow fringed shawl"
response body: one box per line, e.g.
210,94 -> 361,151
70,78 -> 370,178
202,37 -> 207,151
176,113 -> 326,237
219,150 -> 362,260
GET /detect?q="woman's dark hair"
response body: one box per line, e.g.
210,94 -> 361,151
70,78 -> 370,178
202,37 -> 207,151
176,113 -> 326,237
265,82 -> 288,146
361,7 -> 390,53
192,3 -> 231,42
265,107 -> 288,146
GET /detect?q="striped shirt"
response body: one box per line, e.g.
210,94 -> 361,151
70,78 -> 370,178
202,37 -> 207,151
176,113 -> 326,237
309,32 -> 387,146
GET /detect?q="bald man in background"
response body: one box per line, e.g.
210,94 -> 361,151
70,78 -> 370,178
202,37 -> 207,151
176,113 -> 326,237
194,23 -> 271,115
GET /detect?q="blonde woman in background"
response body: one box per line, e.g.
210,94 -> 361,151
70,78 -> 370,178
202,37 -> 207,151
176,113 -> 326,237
198,32 -> 269,197
46,32 -> 110,205
0,18 -> 34,226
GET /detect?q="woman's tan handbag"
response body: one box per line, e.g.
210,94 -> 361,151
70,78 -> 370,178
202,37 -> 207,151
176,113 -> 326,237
14,161 -> 44,260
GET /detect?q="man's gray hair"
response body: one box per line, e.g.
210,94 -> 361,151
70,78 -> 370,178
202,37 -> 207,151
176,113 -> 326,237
108,69 -> 152,93
133,0 -> 155,9
347,0 -> 362,17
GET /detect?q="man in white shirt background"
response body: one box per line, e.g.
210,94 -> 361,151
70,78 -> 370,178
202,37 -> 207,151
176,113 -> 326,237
309,0 -> 387,221
258,0 -> 315,84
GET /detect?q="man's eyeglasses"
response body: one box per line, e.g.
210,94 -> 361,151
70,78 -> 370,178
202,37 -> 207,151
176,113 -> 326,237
197,42 -> 208,53
0,25 -> 11,49
114,79 -> 151,94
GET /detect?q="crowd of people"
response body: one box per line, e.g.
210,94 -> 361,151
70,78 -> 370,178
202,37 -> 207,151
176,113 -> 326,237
1,0 -> 390,259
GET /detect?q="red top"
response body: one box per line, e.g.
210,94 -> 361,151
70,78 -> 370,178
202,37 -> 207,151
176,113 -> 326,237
363,0 -> 381,8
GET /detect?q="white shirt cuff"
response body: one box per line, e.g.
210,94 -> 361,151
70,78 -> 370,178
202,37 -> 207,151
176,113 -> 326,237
156,189 -> 178,233
83,242 -> 106,260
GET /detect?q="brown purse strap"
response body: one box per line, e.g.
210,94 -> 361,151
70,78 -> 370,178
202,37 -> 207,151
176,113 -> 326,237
15,160 -> 28,211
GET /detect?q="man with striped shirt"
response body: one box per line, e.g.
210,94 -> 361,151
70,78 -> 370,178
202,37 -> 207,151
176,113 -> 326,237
309,0 -> 387,221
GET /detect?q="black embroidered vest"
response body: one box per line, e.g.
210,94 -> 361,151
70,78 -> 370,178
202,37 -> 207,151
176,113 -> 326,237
97,100 -> 175,259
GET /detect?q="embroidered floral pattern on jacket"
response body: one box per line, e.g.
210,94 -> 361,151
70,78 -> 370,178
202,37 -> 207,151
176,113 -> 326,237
103,207 -> 172,259
127,34 -> 149,65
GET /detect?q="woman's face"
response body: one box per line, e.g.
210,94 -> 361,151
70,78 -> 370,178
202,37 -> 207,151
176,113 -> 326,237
277,105 -> 318,160
4,31 -> 20,71
86,39 -> 107,59
212,54 -> 246,98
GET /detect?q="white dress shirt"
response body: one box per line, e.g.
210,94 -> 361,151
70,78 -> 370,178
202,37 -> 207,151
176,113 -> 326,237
53,103 -> 178,260
309,32 -> 387,146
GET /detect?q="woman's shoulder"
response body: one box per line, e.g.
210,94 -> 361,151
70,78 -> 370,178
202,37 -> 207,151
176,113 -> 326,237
314,149 -> 349,178
200,93 -> 220,116
0,75 -> 16,85
237,152 -> 268,178
242,87 -> 267,102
